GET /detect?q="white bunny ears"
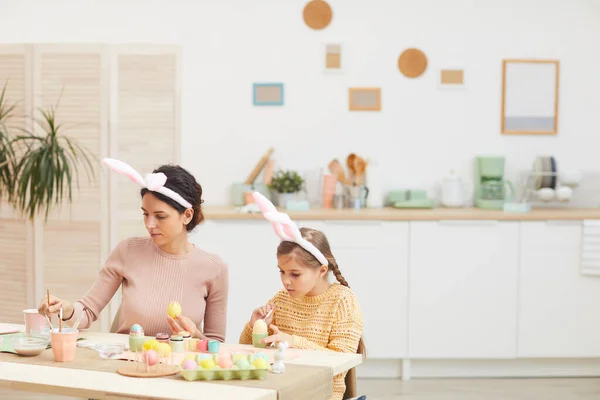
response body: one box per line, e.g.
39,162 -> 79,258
102,158 -> 193,209
252,191 -> 328,266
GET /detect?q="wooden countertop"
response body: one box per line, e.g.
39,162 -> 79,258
203,206 -> 600,221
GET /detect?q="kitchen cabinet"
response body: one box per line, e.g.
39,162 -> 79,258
296,221 -> 409,359
518,221 -> 600,357
408,220 -> 519,358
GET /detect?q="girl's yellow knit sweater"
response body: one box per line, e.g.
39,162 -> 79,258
239,283 -> 364,400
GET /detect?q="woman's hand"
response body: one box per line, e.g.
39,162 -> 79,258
38,295 -> 74,320
260,324 -> 293,347
167,315 -> 205,339
249,303 -> 276,328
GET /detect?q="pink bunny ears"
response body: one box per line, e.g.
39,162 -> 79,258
252,191 -> 328,266
102,158 -> 193,209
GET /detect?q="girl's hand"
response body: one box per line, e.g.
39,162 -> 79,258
260,324 -> 293,347
249,303 -> 276,328
38,295 -> 74,320
167,315 -> 205,339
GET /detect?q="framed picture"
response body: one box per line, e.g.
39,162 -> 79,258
438,68 -> 466,89
501,59 -> 559,135
348,88 -> 381,111
324,43 -> 343,73
253,83 -> 284,106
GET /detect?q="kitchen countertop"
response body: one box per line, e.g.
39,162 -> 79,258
203,206 -> 600,221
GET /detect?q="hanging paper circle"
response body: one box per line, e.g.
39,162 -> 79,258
303,0 -> 333,30
398,48 -> 428,78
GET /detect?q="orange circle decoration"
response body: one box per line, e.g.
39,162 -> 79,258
303,0 -> 333,30
398,48 -> 428,78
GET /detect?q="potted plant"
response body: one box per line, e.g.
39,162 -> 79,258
0,82 -> 16,203
0,81 -> 96,221
268,169 -> 305,207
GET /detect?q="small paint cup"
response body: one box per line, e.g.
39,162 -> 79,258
252,333 -> 268,349
169,335 -> 184,353
50,328 -> 79,362
23,309 -> 46,334
129,336 -> 145,352
197,339 -> 208,352
208,340 -> 220,353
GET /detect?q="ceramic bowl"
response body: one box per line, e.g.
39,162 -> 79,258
11,335 -> 48,357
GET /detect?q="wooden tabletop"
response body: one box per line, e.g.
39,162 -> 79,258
203,206 -> 600,221
0,329 -> 362,400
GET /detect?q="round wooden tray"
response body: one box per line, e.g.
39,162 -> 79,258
117,363 -> 180,378
398,48 -> 428,78
303,0 -> 333,30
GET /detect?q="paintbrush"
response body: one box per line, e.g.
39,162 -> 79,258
73,311 -> 85,330
44,288 -> 54,331
59,306 -> 63,333
263,308 -> 273,321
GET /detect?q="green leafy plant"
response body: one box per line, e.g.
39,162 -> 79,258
1,82 -> 96,221
0,82 -> 17,203
268,169 -> 305,194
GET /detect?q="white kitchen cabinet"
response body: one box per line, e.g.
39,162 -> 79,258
518,221 -> 600,357
189,220 -> 282,343
409,220 -> 519,359
298,220 -> 409,359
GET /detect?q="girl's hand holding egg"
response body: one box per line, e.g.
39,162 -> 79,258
249,302 -> 276,328
260,324 -> 293,347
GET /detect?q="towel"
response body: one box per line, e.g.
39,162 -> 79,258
580,220 -> 600,276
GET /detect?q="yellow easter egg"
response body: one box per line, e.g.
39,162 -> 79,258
143,339 -> 159,351
200,358 -> 216,370
157,343 -> 172,357
167,301 -> 182,318
253,358 -> 269,369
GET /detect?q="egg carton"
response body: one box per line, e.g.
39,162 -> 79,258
179,367 -> 269,381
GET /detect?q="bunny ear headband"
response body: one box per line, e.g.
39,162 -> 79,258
102,158 -> 192,209
251,191 -> 329,266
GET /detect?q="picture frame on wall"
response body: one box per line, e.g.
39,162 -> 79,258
348,87 -> 381,111
253,83 -> 284,106
501,59 -> 559,135
324,43 -> 343,74
437,68 -> 466,90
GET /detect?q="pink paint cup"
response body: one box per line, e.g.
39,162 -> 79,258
50,328 -> 79,362
23,309 -> 46,334
197,339 -> 208,352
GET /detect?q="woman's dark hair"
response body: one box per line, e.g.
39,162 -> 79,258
140,164 -> 204,232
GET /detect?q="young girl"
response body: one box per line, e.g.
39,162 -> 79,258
239,192 -> 365,400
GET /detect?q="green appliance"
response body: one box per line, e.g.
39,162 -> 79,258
474,156 -> 515,209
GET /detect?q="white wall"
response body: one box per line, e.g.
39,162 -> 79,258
1,0 -> 599,205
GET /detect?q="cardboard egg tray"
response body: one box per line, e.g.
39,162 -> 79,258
179,367 -> 269,381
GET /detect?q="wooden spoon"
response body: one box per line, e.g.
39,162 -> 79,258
328,159 -> 347,185
346,154 -> 357,184
353,156 -> 367,185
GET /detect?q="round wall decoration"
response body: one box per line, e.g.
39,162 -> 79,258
398,48 -> 428,78
303,0 -> 333,30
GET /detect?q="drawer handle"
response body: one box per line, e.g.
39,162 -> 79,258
438,220 -> 499,226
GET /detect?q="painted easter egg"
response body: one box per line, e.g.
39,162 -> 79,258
144,350 -> 158,366
167,301 -> 182,318
235,357 -> 250,369
156,343 -> 171,357
196,353 -> 212,364
253,358 -> 269,369
143,339 -> 159,351
200,357 -> 216,370
182,359 -> 198,370
218,352 -> 233,369
129,324 -> 144,337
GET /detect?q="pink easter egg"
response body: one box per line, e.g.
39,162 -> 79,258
144,350 -> 158,366
218,352 -> 233,369
182,359 -> 198,370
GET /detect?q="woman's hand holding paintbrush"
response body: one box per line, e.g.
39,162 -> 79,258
38,293 -> 75,324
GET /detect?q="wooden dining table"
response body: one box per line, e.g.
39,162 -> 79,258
0,325 -> 362,400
